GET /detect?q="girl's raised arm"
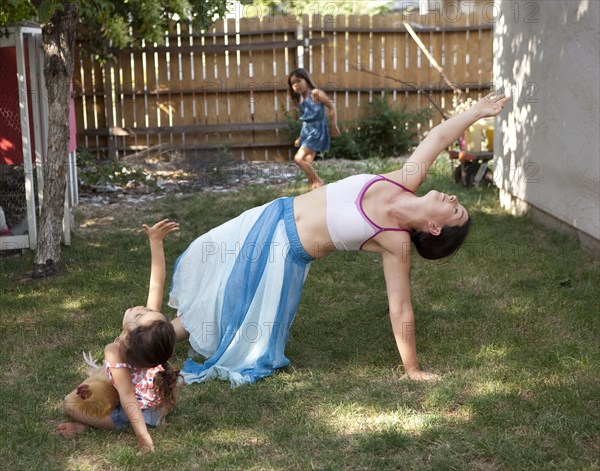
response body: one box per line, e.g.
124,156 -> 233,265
143,219 -> 180,311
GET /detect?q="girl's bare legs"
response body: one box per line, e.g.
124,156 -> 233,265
57,394 -> 116,437
294,147 -> 323,190
57,421 -> 89,436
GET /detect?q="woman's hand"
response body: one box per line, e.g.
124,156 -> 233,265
473,92 -> 512,118
294,137 -> 301,147
143,219 -> 180,242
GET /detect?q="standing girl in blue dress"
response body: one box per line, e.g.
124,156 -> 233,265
288,68 -> 340,190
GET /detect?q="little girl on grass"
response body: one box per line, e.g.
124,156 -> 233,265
288,68 -> 340,190
57,219 -> 181,454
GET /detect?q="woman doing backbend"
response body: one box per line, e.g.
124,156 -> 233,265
167,93 -> 511,386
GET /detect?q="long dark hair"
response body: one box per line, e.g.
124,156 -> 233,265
121,319 -> 181,410
411,217 -> 472,260
288,68 -> 316,107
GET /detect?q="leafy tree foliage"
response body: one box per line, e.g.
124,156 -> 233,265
2,0 -> 229,58
0,0 -> 228,277
238,0 -> 393,17
77,0 -> 229,60
0,0 -> 36,24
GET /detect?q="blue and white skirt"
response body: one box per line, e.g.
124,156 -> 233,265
168,197 -> 312,387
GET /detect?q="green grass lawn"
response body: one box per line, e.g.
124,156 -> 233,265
1,160 -> 599,470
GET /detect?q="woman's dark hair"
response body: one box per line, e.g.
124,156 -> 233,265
411,217 -> 472,260
287,68 -> 316,107
122,319 -> 181,410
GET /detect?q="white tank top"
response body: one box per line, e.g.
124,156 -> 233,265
325,174 -> 414,251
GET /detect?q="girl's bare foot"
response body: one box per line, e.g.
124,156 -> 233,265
310,179 -> 324,190
57,421 -> 88,437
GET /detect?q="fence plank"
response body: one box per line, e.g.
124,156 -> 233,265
480,27 -> 493,86
253,16 -> 270,157
330,15 -> 342,122
273,15 -> 289,123
183,24 -> 195,148
239,17 -> 258,160
117,51 -> 132,152
76,48 -> 89,151
377,15 -> 392,100
146,42 -> 161,146
72,45 -> 86,151
135,45 -> 148,149
371,15 -> 383,101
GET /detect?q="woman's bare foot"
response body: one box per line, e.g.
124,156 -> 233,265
57,421 -> 88,437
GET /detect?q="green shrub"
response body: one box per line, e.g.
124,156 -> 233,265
283,110 -> 302,142
326,123 -> 363,160
353,96 -> 430,158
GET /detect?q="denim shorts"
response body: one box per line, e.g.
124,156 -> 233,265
110,404 -> 162,430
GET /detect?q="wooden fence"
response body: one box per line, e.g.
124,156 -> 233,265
73,12 -> 494,161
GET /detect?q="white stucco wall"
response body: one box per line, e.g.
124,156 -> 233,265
493,0 -> 599,250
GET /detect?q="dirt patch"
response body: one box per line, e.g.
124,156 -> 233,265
78,158 -> 306,207
76,147 -> 409,216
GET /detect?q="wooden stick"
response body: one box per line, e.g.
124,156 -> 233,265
403,22 -> 462,101
350,64 -> 448,120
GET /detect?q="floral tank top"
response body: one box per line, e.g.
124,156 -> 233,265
104,360 -> 164,409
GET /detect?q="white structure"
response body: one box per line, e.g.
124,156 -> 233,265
0,23 -> 44,251
0,22 -> 77,251
493,0 -> 600,252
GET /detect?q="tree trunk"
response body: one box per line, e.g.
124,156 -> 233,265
32,2 -> 78,278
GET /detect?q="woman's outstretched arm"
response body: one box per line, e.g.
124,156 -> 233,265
390,92 -> 511,191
